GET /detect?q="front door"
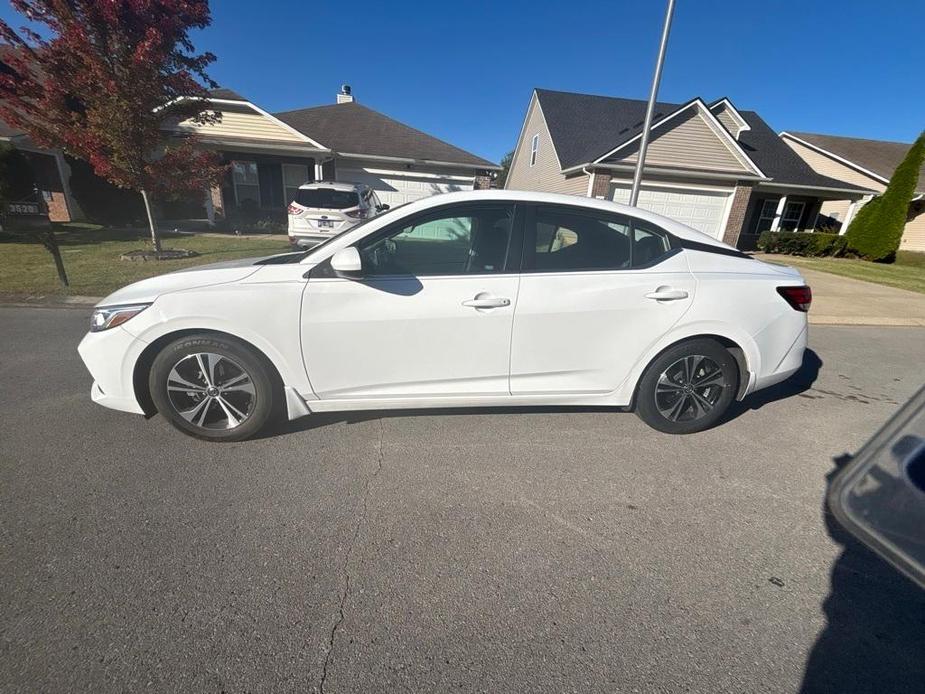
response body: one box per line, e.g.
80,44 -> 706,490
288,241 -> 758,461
510,204 -> 696,395
301,203 -> 520,399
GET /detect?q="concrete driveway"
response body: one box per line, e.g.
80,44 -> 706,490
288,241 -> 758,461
1,307 -> 924,693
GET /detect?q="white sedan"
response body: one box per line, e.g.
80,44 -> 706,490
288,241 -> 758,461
78,190 -> 810,441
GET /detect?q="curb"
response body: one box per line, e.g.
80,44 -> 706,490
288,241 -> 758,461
0,294 -> 101,309
809,315 -> 925,327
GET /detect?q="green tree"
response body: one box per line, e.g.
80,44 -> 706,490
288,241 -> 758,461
495,150 -> 514,189
845,131 -> 925,261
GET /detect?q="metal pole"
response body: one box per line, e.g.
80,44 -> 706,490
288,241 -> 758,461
629,0 -> 676,207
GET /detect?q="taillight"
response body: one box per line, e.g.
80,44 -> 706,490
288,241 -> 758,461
344,208 -> 362,219
777,285 -> 812,312
287,203 -> 302,215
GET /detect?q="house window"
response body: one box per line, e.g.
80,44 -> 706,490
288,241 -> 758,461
755,199 -> 778,233
282,164 -> 311,206
530,134 -> 539,167
232,161 -> 260,206
779,201 -> 805,232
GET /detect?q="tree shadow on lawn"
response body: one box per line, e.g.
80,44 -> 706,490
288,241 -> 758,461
0,227 -> 167,245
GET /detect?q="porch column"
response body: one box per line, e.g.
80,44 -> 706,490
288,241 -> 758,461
314,160 -> 325,182
769,196 -> 787,231
589,171 -> 611,199
840,195 -> 871,234
204,187 -> 215,226
721,182 -> 756,247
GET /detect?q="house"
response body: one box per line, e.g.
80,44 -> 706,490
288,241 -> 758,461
0,119 -> 78,222
168,87 -> 498,223
780,132 -> 925,253
505,89 -> 873,249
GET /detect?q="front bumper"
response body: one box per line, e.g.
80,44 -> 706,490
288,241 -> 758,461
78,326 -> 148,415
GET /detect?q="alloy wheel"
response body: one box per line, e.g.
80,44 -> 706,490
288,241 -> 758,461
654,354 -> 727,423
166,352 -> 256,430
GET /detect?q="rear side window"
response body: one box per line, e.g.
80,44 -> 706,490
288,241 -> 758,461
525,205 -> 672,271
295,188 -> 360,209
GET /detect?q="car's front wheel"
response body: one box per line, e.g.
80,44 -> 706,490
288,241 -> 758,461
634,338 -> 738,434
149,334 -> 276,442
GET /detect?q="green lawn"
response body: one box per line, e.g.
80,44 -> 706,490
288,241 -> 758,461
0,226 -> 291,298
762,254 -> 925,295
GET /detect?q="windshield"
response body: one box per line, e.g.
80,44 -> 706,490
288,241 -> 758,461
295,188 -> 360,209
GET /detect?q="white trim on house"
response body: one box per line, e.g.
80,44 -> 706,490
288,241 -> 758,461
586,171 -> 595,198
708,98 -> 751,137
351,166 -> 475,182
569,162 -> 765,182
590,99 -> 767,178
754,181 -> 875,196
779,132 -> 891,186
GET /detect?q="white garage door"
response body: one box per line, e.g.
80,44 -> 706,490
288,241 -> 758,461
610,183 -> 732,239
337,168 -> 474,208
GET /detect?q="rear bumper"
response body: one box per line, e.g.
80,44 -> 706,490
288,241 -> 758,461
78,327 -> 147,415
753,322 -> 808,392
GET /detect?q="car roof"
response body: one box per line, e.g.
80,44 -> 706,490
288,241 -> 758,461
382,189 -> 734,249
298,181 -> 367,192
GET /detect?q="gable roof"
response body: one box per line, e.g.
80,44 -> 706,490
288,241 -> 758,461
208,88 -> 248,102
534,88 -> 869,192
783,131 -> 925,193
275,102 -> 498,169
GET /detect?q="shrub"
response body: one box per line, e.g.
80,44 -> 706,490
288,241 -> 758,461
845,131 -> 925,261
757,231 -> 848,257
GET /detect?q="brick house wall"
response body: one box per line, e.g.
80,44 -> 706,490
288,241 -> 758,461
721,183 -> 755,247
474,173 -> 493,190
589,171 -> 612,198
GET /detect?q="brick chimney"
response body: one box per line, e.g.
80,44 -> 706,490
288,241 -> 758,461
336,84 -> 354,104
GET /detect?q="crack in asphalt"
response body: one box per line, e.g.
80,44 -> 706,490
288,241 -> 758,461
319,418 -> 385,694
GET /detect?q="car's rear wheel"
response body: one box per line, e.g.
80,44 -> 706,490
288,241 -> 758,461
635,338 -> 738,434
149,334 -> 276,442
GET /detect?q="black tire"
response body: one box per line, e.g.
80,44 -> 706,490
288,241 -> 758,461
149,333 -> 277,442
634,338 -> 738,435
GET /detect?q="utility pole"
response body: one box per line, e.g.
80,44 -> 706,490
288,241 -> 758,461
629,0 -> 676,206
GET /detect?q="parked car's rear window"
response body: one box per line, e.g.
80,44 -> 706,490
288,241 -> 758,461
295,189 -> 360,209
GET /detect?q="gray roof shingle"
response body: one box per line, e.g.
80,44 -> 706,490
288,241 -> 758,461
275,102 -> 497,168
787,131 -> 924,193
208,88 -> 248,102
534,88 -> 869,192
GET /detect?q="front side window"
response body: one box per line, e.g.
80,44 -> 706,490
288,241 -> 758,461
530,134 -> 539,166
526,206 -> 672,272
232,160 -> 260,205
357,204 -> 515,276
755,198 -> 779,233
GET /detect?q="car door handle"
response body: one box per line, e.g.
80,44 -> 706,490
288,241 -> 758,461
645,288 -> 689,301
462,295 -> 511,309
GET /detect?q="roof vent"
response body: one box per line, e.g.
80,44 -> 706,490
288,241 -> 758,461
337,84 -> 354,104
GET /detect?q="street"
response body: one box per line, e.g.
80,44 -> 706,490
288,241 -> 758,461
1,306 -> 924,693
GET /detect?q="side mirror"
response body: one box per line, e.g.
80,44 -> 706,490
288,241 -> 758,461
330,246 -> 363,278
377,204 -> 390,212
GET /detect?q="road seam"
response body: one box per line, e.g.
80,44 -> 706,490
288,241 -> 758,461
319,418 -> 385,694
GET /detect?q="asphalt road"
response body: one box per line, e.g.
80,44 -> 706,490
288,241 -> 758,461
1,306 -> 924,694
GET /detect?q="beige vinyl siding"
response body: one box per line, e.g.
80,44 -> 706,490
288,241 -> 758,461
610,111 -> 752,174
900,207 -> 925,252
820,199 -> 853,226
173,109 -> 305,143
711,104 -> 741,138
784,138 -> 886,192
506,95 -> 585,195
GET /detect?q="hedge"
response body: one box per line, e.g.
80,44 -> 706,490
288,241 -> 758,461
757,231 -> 848,257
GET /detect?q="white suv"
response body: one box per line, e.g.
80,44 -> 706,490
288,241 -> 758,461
287,181 -> 387,248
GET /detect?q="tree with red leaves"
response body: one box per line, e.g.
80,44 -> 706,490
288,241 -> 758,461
0,0 -> 226,255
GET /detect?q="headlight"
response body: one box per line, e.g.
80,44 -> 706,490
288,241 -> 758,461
90,303 -> 151,332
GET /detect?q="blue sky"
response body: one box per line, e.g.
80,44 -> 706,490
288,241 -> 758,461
3,0 -> 923,163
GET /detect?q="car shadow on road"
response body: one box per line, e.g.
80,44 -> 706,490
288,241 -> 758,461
262,349 -> 825,439
799,456 -> 925,693
721,348 -> 823,424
